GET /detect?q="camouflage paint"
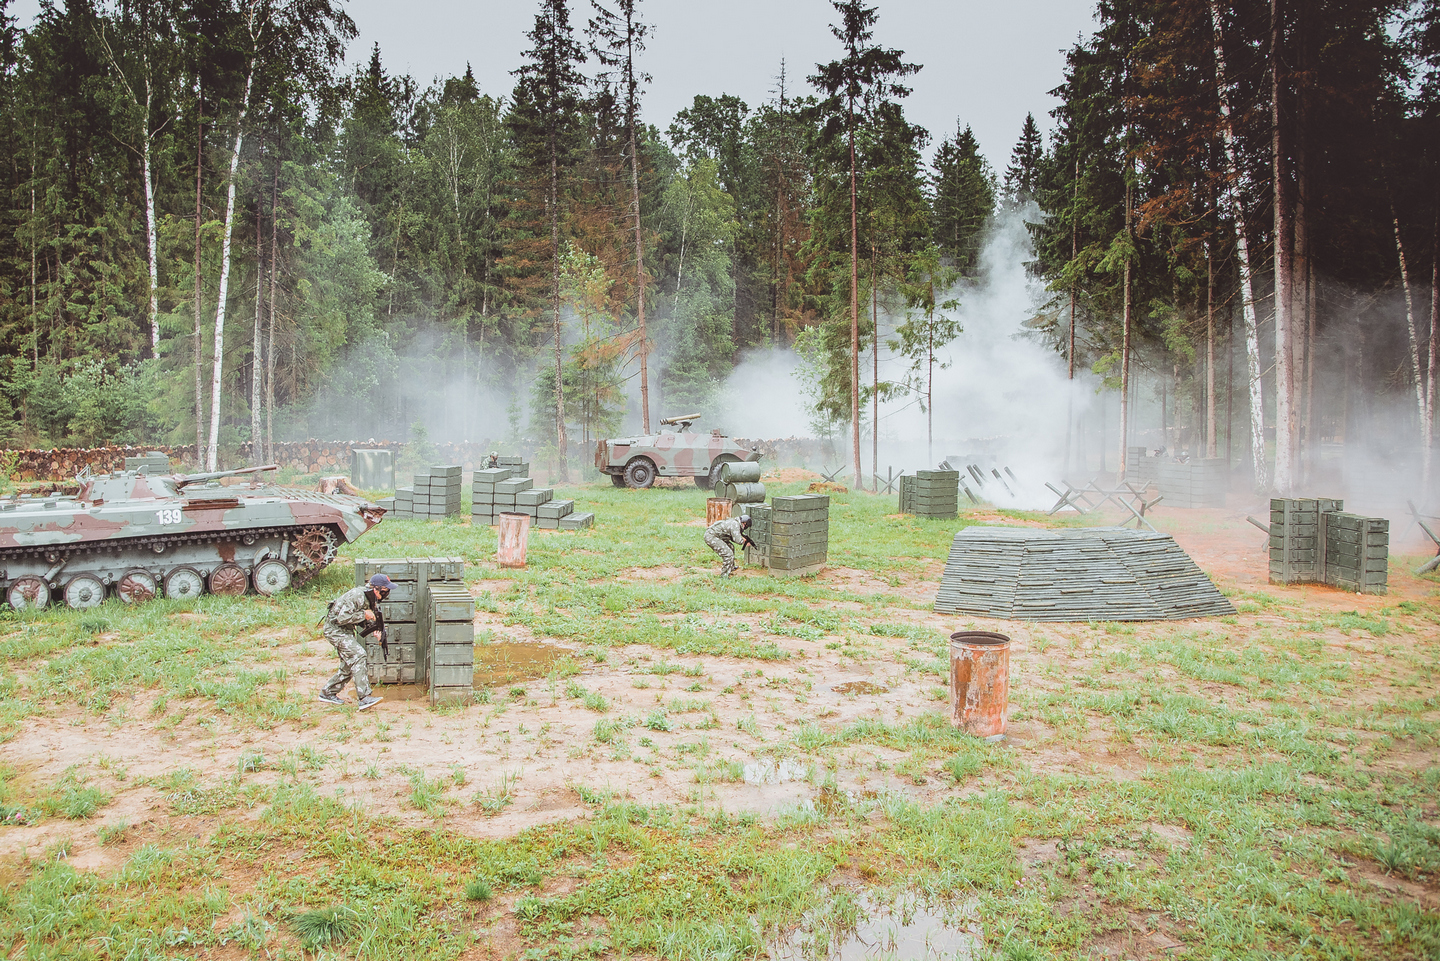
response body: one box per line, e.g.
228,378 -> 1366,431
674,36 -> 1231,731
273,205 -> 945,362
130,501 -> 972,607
595,417 -> 760,486
0,466 -> 384,608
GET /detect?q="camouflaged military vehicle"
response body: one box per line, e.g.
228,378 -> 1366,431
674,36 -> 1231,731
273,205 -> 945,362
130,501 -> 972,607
595,414 -> 761,489
0,464 -> 384,609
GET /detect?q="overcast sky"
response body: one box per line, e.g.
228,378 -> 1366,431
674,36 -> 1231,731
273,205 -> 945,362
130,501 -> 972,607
9,0 -> 1099,172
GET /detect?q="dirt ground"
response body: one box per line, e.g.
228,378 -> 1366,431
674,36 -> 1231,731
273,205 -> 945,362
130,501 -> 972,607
3,503 -> 1438,903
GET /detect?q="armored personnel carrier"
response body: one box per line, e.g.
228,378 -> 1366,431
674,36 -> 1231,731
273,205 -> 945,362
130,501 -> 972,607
0,464 -> 384,609
595,414 -> 761,489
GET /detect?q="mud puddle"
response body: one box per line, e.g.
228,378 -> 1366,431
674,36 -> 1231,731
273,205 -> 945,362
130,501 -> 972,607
472,640 -> 573,686
743,758 -> 809,784
767,891 -> 980,960
833,681 -> 889,695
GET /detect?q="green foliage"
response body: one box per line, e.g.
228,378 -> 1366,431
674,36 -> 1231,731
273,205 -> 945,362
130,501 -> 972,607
289,905 -> 358,950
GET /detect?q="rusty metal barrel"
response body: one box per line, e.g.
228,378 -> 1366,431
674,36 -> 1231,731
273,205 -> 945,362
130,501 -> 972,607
949,631 -> 1010,738
497,512 -> 531,569
706,498 -> 732,525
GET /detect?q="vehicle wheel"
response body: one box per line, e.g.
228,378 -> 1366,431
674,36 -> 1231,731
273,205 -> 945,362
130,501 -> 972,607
252,558 -> 292,597
7,576 -> 50,610
209,563 -> 249,596
64,575 -> 106,609
164,567 -> 205,600
290,526 -> 340,586
116,569 -> 158,604
697,458 -> 733,491
623,458 -> 656,489
610,473 -> 626,488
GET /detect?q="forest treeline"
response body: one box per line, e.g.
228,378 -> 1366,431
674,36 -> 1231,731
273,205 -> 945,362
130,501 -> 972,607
0,0 -> 1435,490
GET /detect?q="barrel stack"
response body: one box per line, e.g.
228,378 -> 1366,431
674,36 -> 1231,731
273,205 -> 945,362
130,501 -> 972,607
900,469 -> 960,519
718,461 -> 766,505
354,557 -> 465,685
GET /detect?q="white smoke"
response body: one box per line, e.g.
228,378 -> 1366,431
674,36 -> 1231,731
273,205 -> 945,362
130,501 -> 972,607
716,205 -> 1095,508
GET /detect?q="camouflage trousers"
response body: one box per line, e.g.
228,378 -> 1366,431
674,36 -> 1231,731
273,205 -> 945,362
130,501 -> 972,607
321,623 -> 372,699
704,532 -> 736,574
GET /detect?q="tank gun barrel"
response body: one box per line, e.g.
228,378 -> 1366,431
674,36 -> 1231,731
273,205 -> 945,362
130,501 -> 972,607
659,413 -> 701,426
173,464 -> 280,488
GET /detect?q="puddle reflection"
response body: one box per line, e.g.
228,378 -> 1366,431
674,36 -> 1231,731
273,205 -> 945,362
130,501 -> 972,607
833,681 -> 889,695
767,891 -> 980,961
473,640 -> 571,686
742,758 -> 809,784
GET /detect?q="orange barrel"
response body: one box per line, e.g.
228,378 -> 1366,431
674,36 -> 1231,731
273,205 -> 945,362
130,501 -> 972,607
706,498 -> 732,525
949,631 -> 1010,738
497,512 -> 532,569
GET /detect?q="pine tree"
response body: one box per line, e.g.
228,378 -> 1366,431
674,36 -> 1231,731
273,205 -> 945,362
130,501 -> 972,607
929,123 -> 994,275
1002,112 -> 1043,207
508,0 -> 586,479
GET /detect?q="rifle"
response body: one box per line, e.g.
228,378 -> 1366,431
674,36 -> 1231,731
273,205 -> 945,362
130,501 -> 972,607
358,596 -> 389,660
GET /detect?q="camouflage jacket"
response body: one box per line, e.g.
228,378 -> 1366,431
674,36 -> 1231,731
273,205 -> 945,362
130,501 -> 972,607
705,517 -> 748,544
326,585 -> 375,630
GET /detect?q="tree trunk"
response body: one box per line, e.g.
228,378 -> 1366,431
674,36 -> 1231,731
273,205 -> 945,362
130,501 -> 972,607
1425,197 -> 1439,493
1065,156 -> 1078,476
250,149 -> 264,466
871,246 -> 878,489
551,150 -> 569,481
1391,205 -> 1425,421
266,148 -> 279,463
1211,1 -> 1269,491
141,99 -> 159,354
628,76 -> 649,435
848,93 -> 861,490
1272,0 -> 1295,493
1118,181 -> 1133,481
1206,240 -> 1217,458
193,87 -> 206,464
207,62 -> 255,471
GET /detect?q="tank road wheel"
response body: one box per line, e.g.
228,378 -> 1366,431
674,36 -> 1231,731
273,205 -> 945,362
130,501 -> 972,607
623,458 -> 656,489
696,457 -> 734,491
164,567 -> 205,601
252,559 -> 292,597
64,575 -> 106,610
209,564 -> 249,596
115,570 -> 158,604
610,473 -> 626,488
7,576 -> 50,610
290,526 -> 340,586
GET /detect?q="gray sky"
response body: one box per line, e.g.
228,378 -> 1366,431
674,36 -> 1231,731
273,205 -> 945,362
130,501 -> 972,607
9,0 -> 1098,171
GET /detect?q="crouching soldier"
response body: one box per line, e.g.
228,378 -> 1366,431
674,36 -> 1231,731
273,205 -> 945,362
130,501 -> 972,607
704,514 -> 755,577
318,573 -> 393,709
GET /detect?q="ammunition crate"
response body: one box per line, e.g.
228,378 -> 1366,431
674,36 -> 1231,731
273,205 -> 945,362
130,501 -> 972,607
559,512 -> 594,530
496,478 -> 534,495
538,499 -> 574,519
517,488 -> 553,507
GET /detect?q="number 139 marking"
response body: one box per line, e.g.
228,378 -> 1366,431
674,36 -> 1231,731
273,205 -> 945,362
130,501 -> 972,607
156,509 -> 183,525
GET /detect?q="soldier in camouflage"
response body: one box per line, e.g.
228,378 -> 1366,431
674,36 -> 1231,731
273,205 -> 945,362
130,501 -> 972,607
704,514 -> 755,577
318,573 -> 393,709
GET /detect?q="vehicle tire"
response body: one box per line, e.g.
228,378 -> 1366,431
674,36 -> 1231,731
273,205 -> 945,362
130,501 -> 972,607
610,473 -> 627,488
64,575 -> 106,609
209,563 -> 249,596
252,559 -> 292,597
164,567 -> 205,600
7,575 -> 50,610
116,569 -> 158,604
623,458 -> 656,489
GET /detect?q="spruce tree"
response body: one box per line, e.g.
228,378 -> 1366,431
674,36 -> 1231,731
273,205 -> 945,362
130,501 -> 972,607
1002,112 -> 1043,207
929,124 -> 994,276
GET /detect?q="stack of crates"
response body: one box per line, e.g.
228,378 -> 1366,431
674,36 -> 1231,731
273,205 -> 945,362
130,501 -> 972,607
125,452 -> 171,474
353,557 -> 465,684
766,494 -> 830,575
426,582 -> 475,705
496,455 -> 529,477
471,467 -> 594,529
1324,512 -> 1389,594
1269,497 -> 1340,585
743,503 -> 772,568
900,469 -> 960,519
1155,459 -> 1227,508
391,465 -> 462,520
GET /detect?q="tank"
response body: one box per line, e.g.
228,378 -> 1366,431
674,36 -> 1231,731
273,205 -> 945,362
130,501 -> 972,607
595,414 -> 761,489
0,464 -> 385,609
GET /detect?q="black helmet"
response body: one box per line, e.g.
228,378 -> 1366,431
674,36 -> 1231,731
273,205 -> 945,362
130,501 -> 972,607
368,573 -> 395,593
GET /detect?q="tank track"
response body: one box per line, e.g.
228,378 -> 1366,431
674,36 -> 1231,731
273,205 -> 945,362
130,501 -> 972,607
0,524 -> 338,578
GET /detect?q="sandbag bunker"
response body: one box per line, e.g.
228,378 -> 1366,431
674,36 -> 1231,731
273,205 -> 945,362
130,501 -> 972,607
935,525 -> 1235,621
